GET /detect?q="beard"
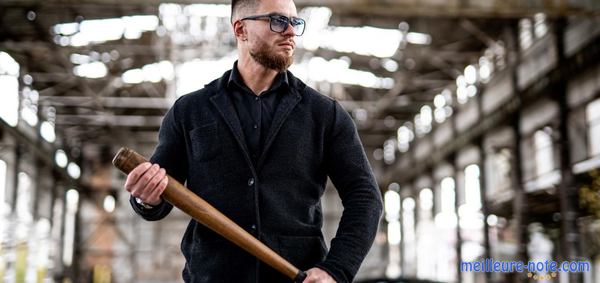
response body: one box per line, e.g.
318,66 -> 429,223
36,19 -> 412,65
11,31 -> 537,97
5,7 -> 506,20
249,39 -> 293,72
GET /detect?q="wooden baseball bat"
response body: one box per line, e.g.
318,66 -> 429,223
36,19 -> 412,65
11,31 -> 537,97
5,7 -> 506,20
112,147 -> 307,282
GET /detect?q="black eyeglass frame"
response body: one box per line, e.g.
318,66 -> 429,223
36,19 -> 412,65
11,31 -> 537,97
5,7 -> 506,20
240,13 -> 306,36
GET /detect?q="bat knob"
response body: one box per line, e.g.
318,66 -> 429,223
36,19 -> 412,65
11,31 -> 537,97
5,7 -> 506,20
294,270 -> 307,283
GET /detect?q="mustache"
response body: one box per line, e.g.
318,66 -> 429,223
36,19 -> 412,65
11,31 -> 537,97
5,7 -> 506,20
277,40 -> 295,47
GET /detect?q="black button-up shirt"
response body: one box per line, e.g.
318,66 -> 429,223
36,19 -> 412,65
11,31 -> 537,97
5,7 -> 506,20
227,62 -> 289,164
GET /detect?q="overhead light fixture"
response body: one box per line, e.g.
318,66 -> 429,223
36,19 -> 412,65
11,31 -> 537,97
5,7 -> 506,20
73,62 -> 108,79
464,65 -> 477,84
55,150 -> 68,168
67,162 -> 81,179
406,32 -> 432,45
103,195 -> 116,213
40,121 -> 56,143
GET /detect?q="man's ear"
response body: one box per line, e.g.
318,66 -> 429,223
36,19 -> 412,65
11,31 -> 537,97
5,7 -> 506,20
233,20 -> 247,41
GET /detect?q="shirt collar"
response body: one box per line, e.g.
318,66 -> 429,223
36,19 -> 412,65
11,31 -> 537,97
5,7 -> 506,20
227,61 -> 289,93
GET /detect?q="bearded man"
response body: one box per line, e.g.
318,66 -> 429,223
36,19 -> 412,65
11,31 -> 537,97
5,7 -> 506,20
123,0 -> 383,282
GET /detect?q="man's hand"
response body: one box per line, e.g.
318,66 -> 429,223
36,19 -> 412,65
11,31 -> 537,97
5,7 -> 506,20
302,267 -> 336,283
125,162 -> 168,206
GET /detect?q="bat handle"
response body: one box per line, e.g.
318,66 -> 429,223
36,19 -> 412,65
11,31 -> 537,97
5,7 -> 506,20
294,270 -> 307,283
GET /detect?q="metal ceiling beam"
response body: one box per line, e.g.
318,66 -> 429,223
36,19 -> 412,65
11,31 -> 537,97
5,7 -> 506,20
55,114 -> 163,127
312,48 -> 480,76
3,0 -> 597,18
316,1 -> 599,19
41,96 -> 172,109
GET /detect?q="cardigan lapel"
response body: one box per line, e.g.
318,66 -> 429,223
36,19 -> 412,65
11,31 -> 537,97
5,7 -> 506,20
256,87 -> 302,171
209,91 -> 255,170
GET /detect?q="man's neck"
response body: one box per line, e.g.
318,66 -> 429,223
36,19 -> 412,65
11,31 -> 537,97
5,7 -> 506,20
237,56 -> 279,96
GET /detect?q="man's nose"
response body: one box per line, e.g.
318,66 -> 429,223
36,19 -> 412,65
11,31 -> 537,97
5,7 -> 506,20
281,22 -> 295,36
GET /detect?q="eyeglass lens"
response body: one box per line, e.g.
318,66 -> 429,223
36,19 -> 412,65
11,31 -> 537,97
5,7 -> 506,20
270,16 -> 304,35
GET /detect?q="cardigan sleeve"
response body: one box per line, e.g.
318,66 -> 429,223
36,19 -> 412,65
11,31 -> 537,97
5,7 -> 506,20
129,98 -> 188,221
315,101 -> 383,283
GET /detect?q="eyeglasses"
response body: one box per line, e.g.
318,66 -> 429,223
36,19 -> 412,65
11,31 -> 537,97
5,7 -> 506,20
241,13 -> 306,36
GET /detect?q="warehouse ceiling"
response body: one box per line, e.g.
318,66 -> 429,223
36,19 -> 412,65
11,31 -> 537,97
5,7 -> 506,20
1,0 -> 599,164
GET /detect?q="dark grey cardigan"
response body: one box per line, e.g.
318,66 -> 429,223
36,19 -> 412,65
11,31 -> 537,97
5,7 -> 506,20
129,69 -> 383,283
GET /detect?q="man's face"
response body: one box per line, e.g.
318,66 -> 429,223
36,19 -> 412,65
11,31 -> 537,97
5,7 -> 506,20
242,0 -> 298,71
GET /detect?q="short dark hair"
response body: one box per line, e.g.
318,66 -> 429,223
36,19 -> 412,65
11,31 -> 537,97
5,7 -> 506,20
231,0 -> 260,22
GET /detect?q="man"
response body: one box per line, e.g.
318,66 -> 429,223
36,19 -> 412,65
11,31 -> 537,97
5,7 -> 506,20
124,0 -> 383,282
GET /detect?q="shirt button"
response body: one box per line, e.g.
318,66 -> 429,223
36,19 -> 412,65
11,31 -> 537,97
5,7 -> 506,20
248,178 -> 255,186
253,124 -> 258,129
251,224 -> 257,230
254,97 -> 259,101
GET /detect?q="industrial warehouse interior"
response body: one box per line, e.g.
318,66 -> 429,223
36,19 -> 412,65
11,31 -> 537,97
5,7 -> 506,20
1,0 -> 600,282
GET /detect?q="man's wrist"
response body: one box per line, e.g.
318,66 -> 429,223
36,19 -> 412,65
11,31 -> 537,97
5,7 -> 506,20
314,262 -> 346,283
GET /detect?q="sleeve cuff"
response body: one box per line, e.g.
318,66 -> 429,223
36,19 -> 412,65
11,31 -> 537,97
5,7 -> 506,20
129,195 -> 169,221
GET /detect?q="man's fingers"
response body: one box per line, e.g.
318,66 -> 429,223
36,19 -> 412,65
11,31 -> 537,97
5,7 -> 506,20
146,176 -> 168,205
159,176 -> 168,193
135,165 -> 160,197
143,168 -> 165,193
139,167 -> 165,201
128,164 -> 156,197
140,164 -> 160,185
124,162 -> 151,192
127,164 -> 165,203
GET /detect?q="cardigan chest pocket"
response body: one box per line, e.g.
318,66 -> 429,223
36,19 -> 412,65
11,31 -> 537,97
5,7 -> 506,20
189,123 -> 221,161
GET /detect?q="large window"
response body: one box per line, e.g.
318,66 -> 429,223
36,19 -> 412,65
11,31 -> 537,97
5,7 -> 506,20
402,197 -> 416,277
519,18 -> 534,50
586,98 -> 600,157
63,189 -> 79,267
0,159 -> 8,269
459,165 -> 485,263
460,165 -> 484,234
464,164 -> 481,210
525,127 -> 560,191
0,52 -> 20,127
384,184 -> 401,278
519,14 -> 548,50
0,159 -> 7,215
533,128 -> 555,177
15,173 -> 33,225
488,148 -> 512,197
10,172 -> 33,283
434,177 -> 458,282
20,87 -> 39,127
527,224 -> 554,282
440,177 -> 455,216
416,188 -> 436,280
